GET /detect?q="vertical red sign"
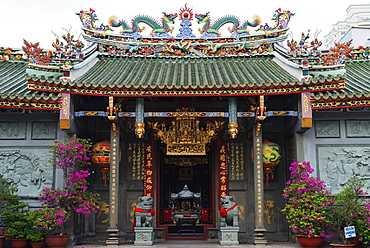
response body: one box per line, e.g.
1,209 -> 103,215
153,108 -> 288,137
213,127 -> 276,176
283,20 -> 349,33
144,143 -> 154,197
218,143 -> 229,201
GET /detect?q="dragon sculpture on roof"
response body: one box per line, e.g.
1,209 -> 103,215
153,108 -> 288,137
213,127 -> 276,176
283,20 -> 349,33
257,8 -> 294,34
108,12 -> 178,38
194,13 -> 261,38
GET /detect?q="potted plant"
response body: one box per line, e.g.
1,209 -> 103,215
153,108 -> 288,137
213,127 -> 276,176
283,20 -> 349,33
329,176 -> 370,248
26,210 -> 48,248
31,136 -> 100,248
0,175 -> 18,248
282,161 -> 335,248
0,198 -> 32,248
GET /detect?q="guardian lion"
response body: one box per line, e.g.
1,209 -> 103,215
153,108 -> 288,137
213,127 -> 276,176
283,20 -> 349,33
219,195 -> 239,227
135,196 -> 155,227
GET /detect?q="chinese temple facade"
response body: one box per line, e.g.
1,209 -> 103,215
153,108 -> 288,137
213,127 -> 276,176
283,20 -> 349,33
1,5 -> 370,245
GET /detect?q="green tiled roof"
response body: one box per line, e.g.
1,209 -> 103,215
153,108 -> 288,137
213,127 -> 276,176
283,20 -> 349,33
0,61 -> 61,110
26,56 -> 348,97
311,60 -> 370,109
73,57 -> 299,89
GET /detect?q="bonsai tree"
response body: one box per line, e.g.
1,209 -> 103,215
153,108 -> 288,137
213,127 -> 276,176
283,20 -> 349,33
282,161 -> 335,237
0,175 -> 18,218
330,176 -> 370,245
0,197 -> 32,239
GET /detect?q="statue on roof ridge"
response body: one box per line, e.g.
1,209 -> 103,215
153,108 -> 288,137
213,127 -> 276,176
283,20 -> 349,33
256,8 -> 294,35
76,8 -> 113,32
108,12 -> 178,38
194,12 -> 261,38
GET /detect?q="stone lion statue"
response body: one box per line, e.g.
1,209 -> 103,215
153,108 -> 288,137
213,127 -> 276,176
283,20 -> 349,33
135,196 -> 155,227
219,195 -> 239,227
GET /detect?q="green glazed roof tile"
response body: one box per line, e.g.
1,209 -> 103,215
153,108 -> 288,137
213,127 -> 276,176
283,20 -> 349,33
71,57 -> 299,90
0,61 -> 60,108
312,60 -> 370,102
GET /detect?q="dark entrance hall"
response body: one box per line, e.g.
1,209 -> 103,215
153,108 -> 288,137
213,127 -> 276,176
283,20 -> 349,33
158,155 -> 214,239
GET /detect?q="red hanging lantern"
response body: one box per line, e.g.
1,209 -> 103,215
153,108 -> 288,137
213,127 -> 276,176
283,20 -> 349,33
92,140 -> 110,187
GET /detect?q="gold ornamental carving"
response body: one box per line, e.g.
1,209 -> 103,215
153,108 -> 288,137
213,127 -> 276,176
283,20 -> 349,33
152,106 -> 222,155
135,122 -> 145,138
228,122 -> 238,139
164,157 -> 208,167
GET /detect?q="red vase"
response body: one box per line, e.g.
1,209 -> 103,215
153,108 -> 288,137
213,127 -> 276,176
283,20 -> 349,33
330,244 -> 356,248
10,239 -> 29,248
296,235 -> 324,248
0,236 -> 5,248
44,235 -> 72,248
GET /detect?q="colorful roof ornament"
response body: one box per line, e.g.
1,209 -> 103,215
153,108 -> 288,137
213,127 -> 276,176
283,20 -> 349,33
195,12 -> 261,38
257,8 -> 294,33
76,5 -> 292,46
108,12 -> 178,38
177,4 -> 196,39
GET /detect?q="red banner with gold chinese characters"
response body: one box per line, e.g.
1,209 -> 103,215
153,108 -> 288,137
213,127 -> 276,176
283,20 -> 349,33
144,143 -> 154,197
218,142 -> 229,201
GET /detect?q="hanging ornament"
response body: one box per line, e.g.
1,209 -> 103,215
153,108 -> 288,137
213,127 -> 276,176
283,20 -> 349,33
262,140 -> 281,186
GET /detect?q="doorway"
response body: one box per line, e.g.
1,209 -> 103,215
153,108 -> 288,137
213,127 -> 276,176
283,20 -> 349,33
158,154 -> 214,239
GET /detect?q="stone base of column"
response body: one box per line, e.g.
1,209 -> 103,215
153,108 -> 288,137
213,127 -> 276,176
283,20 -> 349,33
219,226 -> 239,246
106,228 -> 119,245
134,227 -> 154,246
254,228 -> 267,245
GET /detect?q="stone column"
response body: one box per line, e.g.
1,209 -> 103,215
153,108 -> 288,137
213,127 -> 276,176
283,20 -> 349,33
106,122 -> 120,245
253,123 -> 267,244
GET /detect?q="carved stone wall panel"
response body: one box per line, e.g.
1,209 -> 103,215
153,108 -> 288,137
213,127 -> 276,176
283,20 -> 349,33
317,145 -> 370,194
0,122 -> 27,139
315,120 -> 340,138
31,122 -> 58,140
0,147 -> 53,197
346,120 -> 370,137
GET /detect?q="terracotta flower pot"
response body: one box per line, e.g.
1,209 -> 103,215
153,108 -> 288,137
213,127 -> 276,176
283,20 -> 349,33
44,235 -> 71,248
30,242 -> 44,248
296,235 -> 324,248
349,237 -> 363,248
0,236 -> 5,248
10,239 -> 29,248
330,244 -> 356,248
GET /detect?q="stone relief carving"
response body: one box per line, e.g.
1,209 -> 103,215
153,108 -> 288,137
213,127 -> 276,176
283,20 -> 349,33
32,122 -> 57,140
318,145 -> 370,193
346,120 -> 370,137
315,121 -> 340,138
0,122 -> 27,139
0,147 -> 53,197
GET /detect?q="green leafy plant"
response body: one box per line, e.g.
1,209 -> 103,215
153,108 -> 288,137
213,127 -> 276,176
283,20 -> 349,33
282,161 -> 335,237
1,199 -> 32,239
0,174 -> 18,216
25,230 -> 45,243
26,210 -> 48,242
330,176 -> 370,244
